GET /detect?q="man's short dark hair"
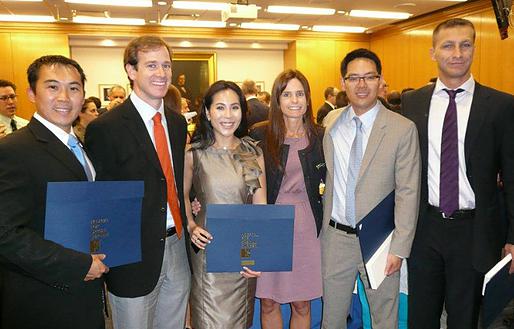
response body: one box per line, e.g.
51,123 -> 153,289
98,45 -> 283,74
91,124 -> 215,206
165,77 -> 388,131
340,48 -> 382,77
432,18 -> 476,46
0,80 -> 16,91
324,87 -> 336,100
27,55 -> 86,93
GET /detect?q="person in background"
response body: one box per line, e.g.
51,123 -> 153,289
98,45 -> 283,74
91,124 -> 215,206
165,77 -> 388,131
242,79 -> 270,129
73,97 -> 99,144
335,90 -> 349,109
176,73 -> 190,100
0,79 -> 29,138
386,90 -> 402,113
164,84 -> 182,114
251,69 -> 325,329
184,80 -> 266,329
316,86 -> 338,124
257,90 -> 271,107
97,85 -> 126,115
88,96 -> 102,109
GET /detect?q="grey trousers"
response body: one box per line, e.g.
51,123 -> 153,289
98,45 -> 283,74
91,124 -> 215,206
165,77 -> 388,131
109,234 -> 191,329
321,225 -> 400,329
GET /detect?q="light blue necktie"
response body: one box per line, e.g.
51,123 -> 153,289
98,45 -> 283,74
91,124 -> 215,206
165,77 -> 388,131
68,135 -> 93,181
345,117 -> 363,227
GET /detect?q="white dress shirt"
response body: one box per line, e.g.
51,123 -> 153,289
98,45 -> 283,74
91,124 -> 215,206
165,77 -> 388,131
0,114 -> 29,134
330,101 -> 380,226
427,76 -> 476,210
130,92 -> 176,229
33,112 -> 96,180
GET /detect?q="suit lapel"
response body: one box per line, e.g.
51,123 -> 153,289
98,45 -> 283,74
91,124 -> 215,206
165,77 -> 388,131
464,83 -> 488,165
413,85 -> 434,169
358,106 -> 387,180
120,100 -> 162,174
164,107 -> 185,177
29,118 -> 87,180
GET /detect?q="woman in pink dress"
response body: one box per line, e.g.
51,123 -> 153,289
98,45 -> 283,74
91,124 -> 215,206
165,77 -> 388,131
250,70 -> 325,329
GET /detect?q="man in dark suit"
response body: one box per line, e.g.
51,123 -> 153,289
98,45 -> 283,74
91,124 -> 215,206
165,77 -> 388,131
86,35 -> 190,329
316,86 -> 338,124
402,18 -> 514,329
0,55 -> 108,329
242,79 -> 269,128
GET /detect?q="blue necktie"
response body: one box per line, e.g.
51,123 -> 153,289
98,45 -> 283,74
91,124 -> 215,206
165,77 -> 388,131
439,88 -> 464,216
68,135 -> 93,181
346,116 -> 363,227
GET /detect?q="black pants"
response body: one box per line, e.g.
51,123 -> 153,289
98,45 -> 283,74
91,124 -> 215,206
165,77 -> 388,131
408,210 -> 483,329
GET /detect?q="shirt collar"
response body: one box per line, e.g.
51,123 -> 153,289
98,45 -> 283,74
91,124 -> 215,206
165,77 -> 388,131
246,95 -> 257,101
345,101 -> 380,131
130,92 -> 164,122
434,75 -> 475,96
33,112 -> 78,146
325,100 -> 335,109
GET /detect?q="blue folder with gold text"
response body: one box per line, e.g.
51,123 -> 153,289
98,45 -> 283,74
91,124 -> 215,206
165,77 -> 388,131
205,204 -> 294,273
44,181 -> 144,268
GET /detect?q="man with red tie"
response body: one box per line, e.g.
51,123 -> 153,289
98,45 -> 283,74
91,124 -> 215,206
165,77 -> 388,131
86,35 -> 191,329
402,18 -> 514,329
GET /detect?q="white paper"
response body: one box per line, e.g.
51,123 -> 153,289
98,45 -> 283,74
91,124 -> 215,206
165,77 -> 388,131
482,253 -> 512,295
365,232 -> 393,289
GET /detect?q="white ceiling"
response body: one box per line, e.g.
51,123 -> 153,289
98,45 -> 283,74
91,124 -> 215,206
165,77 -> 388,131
0,0 -> 469,32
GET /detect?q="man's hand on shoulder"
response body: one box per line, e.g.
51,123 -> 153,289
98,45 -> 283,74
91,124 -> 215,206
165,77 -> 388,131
84,254 -> 109,281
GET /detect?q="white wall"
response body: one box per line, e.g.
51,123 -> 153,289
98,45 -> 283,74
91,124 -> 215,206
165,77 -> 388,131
71,46 -> 283,101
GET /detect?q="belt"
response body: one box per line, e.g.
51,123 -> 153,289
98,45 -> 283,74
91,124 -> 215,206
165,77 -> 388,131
329,219 -> 358,235
427,205 -> 475,220
166,226 -> 177,237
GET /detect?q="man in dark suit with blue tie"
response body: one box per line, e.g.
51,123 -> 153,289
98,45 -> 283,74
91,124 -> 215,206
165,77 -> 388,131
0,55 -> 108,329
86,35 -> 191,329
402,18 -> 514,328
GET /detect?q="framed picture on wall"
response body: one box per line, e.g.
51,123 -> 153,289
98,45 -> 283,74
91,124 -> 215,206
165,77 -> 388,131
172,52 -> 217,111
98,84 -> 116,103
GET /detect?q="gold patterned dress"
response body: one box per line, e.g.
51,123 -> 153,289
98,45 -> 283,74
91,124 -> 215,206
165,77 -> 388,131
189,137 -> 262,329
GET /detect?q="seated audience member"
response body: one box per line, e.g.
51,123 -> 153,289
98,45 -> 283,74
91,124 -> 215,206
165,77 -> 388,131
242,79 -> 270,128
316,86 -> 338,124
73,97 -> 99,144
0,79 -> 29,138
89,96 -> 102,109
257,91 -> 271,107
98,85 -> 126,115
184,80 -> 265,329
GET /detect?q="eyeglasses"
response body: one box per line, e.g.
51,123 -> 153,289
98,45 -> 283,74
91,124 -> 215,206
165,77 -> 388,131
0,94 -> 17,101
343,75 -> 381,84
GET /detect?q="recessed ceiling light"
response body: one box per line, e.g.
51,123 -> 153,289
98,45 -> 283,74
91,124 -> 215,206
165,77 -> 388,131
240,22 -> 300,31
312,25 -> 366,33
0,14 -> 55,22
214,41 -> 227,48
161,19 -> 226,28
2,0 -> 43,2
157,1 -> 167,5
179,41 -> 193,47
267,5 -> 335,15
73,16 -> 145,25
228,23 -> 238,27
251,42 -> 261,48
149,20 -> 157,23
172,1 -> 229,11
100,39 -> 116,46
349,10 -> 412,19
65,0 -> 152,6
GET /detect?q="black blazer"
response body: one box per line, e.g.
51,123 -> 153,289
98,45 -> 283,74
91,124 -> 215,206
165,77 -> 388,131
250,124 -> 326,235
402,82 -> 514,272
316,102 -> 334,124
85,99 -> 190,297
0,119 -> 104,329
247,98 -> 270,128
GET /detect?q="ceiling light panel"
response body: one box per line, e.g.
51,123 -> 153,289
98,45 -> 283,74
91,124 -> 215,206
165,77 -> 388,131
0,14 -> 55,22
161,19 -> 226,28
65,0 -> 152,7
312,25 -> 366,33
171,1 -> 229,11
267,5 -> 335,15
240,22 -> 300,31
73,16 -> 146,25
349,10 -> 412,19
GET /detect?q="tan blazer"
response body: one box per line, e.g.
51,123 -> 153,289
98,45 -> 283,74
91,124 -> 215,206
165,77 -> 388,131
322,103 -> 421,258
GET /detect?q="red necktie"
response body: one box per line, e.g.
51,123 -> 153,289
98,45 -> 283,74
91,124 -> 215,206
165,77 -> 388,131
152,112 -> 183,238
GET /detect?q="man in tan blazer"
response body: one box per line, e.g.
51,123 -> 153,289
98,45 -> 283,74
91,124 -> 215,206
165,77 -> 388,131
321,48 -> 420,329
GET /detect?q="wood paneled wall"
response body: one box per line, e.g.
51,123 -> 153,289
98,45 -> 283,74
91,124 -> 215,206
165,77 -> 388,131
1,32 -> 69,119
370,1 -> 514,95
